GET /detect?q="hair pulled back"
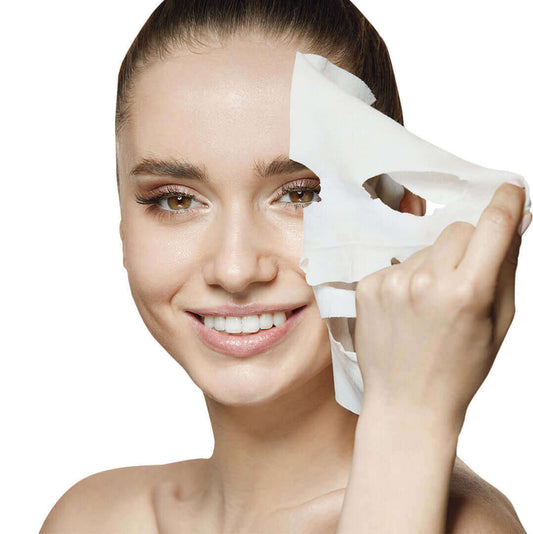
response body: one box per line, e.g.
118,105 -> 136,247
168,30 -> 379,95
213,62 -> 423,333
116,0 -> 403,136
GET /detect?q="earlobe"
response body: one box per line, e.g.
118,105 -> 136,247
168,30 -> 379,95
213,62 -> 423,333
399,188 -> 426,216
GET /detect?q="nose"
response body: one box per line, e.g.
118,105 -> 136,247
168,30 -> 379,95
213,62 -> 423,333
202,208 -> 279,295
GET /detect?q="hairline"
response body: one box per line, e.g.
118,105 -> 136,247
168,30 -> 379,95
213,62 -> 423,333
115,29 -> 343,187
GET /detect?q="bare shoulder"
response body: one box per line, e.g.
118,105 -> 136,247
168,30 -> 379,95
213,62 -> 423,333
39,458 -> 208,534
446,456 -> 526,533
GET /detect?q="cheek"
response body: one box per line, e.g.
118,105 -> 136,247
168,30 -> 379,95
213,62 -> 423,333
272,212 -> 306,270
122,218 -> 201,305
121,206 -> 309,303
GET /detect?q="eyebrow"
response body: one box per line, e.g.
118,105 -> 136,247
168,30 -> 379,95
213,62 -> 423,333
129,156 -> 312,182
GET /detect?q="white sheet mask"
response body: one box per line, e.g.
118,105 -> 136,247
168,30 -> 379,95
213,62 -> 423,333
289,52 -> 531,414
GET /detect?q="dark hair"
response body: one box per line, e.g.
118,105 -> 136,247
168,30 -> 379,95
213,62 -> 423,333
116,0 -> 403,140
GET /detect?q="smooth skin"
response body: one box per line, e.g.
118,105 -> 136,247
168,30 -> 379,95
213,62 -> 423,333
41,33 -> 528,533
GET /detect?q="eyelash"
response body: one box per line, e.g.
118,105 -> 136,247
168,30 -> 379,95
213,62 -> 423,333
135,179 -> 322,220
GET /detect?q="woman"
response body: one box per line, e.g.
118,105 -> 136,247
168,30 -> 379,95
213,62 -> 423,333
41,1 -> 529,532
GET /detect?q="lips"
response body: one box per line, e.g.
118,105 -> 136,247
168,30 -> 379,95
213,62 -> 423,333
186,306 -> 306,357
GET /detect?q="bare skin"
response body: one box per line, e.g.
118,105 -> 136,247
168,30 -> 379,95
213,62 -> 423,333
41,33 -> 528,533
40,455 -> 523,533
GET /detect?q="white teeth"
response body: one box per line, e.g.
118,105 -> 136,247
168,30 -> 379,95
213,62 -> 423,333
242,315 -> 260,333
214,316 -> 226,331
202,312 -> 288,334
259,313 -> 274,329
225,316 -> 243,334
273,312 -> 286,327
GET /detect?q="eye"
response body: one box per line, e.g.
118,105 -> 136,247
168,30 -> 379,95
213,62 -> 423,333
277,178 -> 321,207
135,186 -> 206,219
158,193 -> 203,212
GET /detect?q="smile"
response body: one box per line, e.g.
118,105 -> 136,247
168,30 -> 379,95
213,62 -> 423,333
186,306 -> 306,357
201,310 -> 293,334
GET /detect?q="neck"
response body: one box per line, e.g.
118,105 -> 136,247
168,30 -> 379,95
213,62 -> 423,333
203,364 -> 358,522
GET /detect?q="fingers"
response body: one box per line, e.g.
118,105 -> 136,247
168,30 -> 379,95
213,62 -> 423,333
398,247 -> 431,270
427,222 -> 475,271
493,231 -> 522,351
459,183 -> 526,295
386,223 -> 473,287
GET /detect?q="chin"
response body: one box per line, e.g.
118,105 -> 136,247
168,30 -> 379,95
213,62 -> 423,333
184,340 -> 333,408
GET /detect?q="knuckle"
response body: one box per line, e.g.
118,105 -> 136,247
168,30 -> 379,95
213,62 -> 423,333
436,222 -> 475,246
355,275 -> 378,301
451,281 -> 477,310
381,269 -> 407,297
409,269 -> 436,299
446,221 -> 475,236
484,205 -> 514,229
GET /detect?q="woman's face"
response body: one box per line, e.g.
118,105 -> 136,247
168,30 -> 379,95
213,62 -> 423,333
116,35 -> 333,405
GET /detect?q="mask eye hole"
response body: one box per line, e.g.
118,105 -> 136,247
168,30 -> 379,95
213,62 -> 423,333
362,174 -> 404,211
362,173 -> 448,216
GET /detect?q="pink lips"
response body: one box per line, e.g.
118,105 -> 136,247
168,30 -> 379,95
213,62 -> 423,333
186,307 -> 306,357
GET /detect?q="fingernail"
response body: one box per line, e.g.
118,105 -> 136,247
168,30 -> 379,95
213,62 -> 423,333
506,178 -> 526,189
519,211 -> 532,236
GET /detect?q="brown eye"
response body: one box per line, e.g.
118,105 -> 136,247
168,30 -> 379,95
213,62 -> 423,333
288,190 -> 315,203
165,194 -> 193,210
135,188 -> 204,216
278,185 -> 321,207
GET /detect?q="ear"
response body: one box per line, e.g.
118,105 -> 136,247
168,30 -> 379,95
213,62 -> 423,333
119,220 -> 127,270
398,187 -> 426,216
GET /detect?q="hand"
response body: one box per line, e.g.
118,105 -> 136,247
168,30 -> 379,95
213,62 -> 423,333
354,182 -> 529,432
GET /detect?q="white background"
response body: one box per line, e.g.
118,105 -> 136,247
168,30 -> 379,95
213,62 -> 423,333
1,1 -> 531,532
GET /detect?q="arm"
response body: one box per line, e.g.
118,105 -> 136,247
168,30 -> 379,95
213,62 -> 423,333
336,182 -> 528,533
337,402 -> 458,533
338,413 -> 527,534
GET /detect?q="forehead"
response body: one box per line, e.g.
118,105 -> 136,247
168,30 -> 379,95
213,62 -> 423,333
119,36 -> 301,175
